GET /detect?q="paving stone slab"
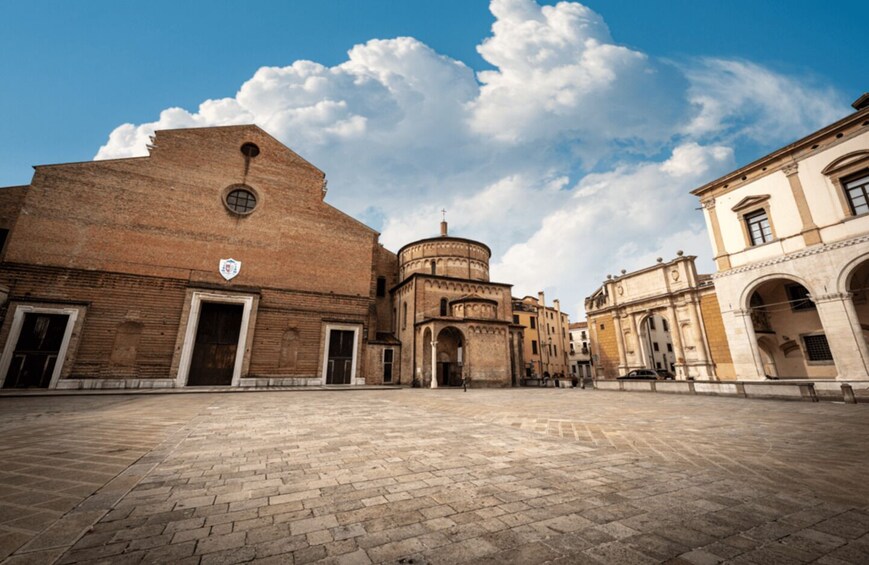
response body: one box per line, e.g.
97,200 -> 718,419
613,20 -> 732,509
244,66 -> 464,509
0,390 -> 868,564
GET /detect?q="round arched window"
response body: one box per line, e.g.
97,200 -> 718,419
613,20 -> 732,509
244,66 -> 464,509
224,186 -> 257,215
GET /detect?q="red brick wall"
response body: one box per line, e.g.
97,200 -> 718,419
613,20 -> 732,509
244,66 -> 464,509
0,126 -> 401,384
5,126 -> 378,297
0,264 -> 376,380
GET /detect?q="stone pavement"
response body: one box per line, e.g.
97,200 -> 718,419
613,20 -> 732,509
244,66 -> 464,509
1,389 -> 869,564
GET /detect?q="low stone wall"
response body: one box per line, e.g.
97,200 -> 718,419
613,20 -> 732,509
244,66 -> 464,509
654,381 -> 693,394
54,376 -> 327,389
56,378 -> 178,390
593,378 -> 867,402
622,381 -> 654,392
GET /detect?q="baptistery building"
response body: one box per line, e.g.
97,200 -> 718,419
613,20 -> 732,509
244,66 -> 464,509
395,222 -> 524,388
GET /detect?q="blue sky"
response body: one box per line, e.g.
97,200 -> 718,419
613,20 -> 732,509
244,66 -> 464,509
1,0 -> 866,316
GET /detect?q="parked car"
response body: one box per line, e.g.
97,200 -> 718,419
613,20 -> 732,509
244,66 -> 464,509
655,369 -> 676,380
617,369 -> 658,380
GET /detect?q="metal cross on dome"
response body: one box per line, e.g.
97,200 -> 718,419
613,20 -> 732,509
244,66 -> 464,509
441,208 -> 447,221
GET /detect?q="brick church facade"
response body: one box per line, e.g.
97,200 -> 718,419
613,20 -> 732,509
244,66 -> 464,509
0,125 -> 522,389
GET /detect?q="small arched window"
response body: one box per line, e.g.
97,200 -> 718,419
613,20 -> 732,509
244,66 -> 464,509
440,298 -> 448,316
430,260 -> 437,275
402,302 -> 408,330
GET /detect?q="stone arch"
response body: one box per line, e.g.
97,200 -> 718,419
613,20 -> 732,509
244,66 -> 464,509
837,251 -> 869,295
422,327 -> 433,386
636,311 -> 675,372
435,326 -> 464,386
740,272 -> 816,311
745,275 -> 832,378
839,253 -> 869,353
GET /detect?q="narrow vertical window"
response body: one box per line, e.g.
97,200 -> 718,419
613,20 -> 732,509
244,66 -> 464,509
376,277 -> 386,297
402,302 -> 407,329
440,298 -> 448,316
745,209 -> 772,245
383,348 -> 394,383
430,260 -> 436,275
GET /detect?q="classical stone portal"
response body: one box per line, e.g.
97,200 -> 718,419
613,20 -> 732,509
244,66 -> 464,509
586,254 -> 733,380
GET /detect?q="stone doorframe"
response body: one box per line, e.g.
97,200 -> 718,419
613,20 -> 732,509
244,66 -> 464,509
614,301 -> 713,380
319,323 -> 362,385
173,290 -> 258,387
417,322 -> 468,388
0,303 -> 85,389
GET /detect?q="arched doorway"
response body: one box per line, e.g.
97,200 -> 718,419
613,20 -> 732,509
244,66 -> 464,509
422,328 -> 433,386
746,278 -> 833,378
638,313 -> 675,373
847,258 -> 869,351
757,337 -> 778,378
436,327 -> 464,386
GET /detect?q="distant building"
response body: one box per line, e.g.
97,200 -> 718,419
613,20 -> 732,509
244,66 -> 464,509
568,321 -> 593,379
692,93 -> 869,381
585,254 -> 734,380
512,293 -> 570,379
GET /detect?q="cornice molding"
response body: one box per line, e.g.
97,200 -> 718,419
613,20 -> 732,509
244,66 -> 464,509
713,234 -> 869,279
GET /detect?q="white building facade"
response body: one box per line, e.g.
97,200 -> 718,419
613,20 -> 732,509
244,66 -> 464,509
692,94 -> 869,381
568,322 -> 593,379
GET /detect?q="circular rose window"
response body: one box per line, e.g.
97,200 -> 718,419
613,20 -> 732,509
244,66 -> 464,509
224,187 -> 257,215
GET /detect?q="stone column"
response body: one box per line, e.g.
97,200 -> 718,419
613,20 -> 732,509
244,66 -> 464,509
689,300 -> 714,379
612,313 -> 627,375
841,293 -> 869,380
701,199 -> 731,270
782,163 -> 822,246
430,339 -> 438,388
667,304 -> 687,379
730,309 -> 765,380
813,293 -> 869,380
628,313 -> 641,369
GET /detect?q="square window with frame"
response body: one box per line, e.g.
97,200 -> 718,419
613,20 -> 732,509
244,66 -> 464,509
802,334 -> 833,363
745,209 -> 773,245
844,172 -> 869,216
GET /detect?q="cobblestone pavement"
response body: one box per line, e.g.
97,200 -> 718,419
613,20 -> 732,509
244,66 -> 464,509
2,389 -> 869,564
